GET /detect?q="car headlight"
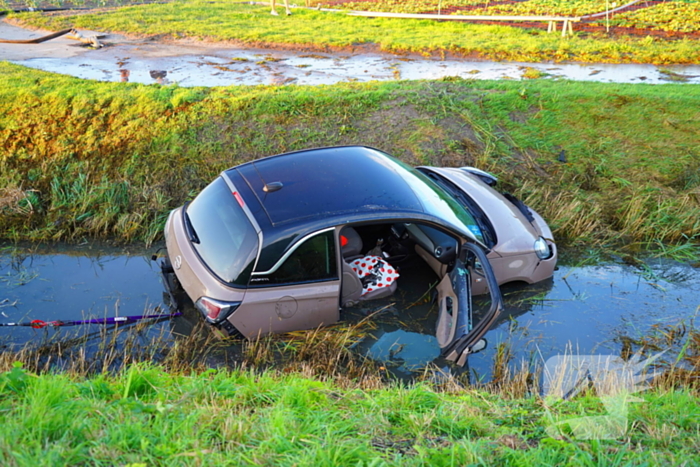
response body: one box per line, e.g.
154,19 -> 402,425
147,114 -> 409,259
534,237 -> 553,260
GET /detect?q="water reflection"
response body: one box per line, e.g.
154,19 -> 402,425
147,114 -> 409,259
352,273 -> 556,379
467,261 -> 700,382
366,330 -> 440,372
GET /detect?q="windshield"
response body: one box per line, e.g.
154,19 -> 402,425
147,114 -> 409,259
386,158 -> 485,243
420,170 -> 497,248
186,177 -> 259,286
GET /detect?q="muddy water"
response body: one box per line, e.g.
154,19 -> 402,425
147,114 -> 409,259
1,244 -> 698,380
3,21 -> 700,85
13,44 -> 700,86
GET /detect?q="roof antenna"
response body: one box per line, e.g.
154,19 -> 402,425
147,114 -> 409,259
263,181 -> 283,193
252,162 -> 284,194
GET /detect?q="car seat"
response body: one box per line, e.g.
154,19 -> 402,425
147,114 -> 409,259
340,226 -> 363,260
341,254 -> 398,307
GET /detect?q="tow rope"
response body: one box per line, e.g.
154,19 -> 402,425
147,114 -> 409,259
0,312 -> 181,328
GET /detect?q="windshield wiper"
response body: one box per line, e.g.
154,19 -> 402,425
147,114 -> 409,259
183,209 -> 200,244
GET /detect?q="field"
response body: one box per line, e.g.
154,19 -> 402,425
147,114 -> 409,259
321,0 -> 700,35
3,1 -> 700,63
3,0 -> 700,34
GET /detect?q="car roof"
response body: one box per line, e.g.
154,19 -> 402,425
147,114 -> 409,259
226,146 -> 472,271
231,146 -> 426,224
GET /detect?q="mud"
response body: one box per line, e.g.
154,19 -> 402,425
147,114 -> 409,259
3,20 -> 700,86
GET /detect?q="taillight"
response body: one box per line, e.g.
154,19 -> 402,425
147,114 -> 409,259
195,297 -> 241,324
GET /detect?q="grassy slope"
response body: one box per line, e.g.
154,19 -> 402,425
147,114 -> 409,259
8,1 -> 700,64
1,62 -> 699,248
0,364 -> 697,466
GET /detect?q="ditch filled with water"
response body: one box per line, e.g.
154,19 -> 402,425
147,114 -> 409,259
1,243 -> 698,381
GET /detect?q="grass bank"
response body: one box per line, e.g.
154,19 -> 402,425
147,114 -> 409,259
6,1 -> 700,64
0,362 -> 697,465
1,62 -> 699,254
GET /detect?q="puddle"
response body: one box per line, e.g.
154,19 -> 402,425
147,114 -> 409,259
1,244 -> 698,380
3,22 -> 700,85
12,44 -> 700,86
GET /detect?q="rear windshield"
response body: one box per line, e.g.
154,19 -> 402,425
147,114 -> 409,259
186,177 -> 259,286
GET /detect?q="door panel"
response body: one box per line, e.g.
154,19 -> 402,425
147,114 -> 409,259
435,259 -> 472,350
441,242 -> 504,366
230,281 -> 340,338
415,244 -> 447,278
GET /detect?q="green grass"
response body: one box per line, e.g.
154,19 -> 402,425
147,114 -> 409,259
7,0 -> 700,64
1,62 -> 699,253
0,363 -> 697,465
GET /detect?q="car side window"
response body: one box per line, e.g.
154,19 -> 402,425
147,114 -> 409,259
265,230 -> 338,285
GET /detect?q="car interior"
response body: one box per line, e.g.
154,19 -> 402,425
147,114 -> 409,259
339,222 -> 460,309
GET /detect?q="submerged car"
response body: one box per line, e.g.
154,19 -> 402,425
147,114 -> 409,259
161,146 -> 552,365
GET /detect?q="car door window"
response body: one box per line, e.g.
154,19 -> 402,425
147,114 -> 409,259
265,230 -> 338,285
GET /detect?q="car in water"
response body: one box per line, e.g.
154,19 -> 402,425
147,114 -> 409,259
160,146 -> 554,366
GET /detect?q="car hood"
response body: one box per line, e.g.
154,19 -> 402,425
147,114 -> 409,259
425,167 -> 543,257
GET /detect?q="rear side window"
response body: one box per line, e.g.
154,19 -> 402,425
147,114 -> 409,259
263,230 -> 337,285
187,177 -> 259,286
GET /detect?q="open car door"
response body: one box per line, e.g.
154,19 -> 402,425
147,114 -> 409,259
435,242 -> 504,367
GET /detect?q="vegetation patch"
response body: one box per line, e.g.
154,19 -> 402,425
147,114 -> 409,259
1,62 -> 699,254
607,2 -> 700,33
0,359 -> 697,465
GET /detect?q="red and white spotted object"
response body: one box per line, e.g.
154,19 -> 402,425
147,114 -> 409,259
349,255 -> 399,295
